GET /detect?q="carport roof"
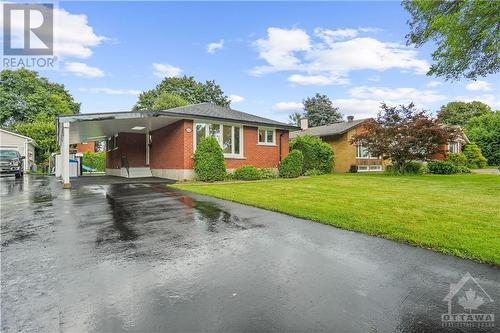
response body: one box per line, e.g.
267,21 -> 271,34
57,103 -> 298,144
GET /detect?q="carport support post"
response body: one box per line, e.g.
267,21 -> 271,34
146,128 -> 150,166
62,122 -> 71,189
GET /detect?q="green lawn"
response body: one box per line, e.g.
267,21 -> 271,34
171,173 -> 500,265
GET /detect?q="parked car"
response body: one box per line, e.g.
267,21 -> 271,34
0,149 -> 24,178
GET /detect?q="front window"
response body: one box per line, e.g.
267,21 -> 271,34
448,142 -> 460,153
258,128 -> 275,145
356,144 -> 377,159
194,122 -> 243,157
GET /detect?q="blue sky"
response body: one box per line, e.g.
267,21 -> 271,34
19,1 -> 500,122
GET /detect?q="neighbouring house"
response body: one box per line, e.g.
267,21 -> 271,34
57,103 -> 297,187
0,128 -> 36,172
430,125 -> 470,160
290,117 -> 469,173
75,141 -> 96,153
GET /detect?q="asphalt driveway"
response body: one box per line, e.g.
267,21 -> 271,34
1,175 -> 498,332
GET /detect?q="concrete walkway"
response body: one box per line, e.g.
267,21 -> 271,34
1,175 -> 498,332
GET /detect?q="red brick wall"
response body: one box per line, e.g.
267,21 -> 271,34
76,142 -> 95,153
107,121 -> 289,170
224,127 -> 289,169
150,120 -> 193,169
106,132 -> 146,169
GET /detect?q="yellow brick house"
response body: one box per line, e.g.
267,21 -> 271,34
290,116 -> 389,173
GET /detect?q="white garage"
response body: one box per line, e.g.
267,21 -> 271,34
0,129 -> 36,172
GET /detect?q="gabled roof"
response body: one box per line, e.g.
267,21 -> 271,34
157,103 -> 297,129
289,118 -> 368,138
0,128 -> 37,146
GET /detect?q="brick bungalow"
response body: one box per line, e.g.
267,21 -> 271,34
290,117 -> 469,173
57,103 -> 296,187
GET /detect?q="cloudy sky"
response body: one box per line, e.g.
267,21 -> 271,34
10,1 -> 499,122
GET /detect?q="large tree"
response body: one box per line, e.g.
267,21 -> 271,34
303,93 -> 343,127
464,112 -> 500,165
403,0 -> 499,81
0,68 -> 80,125
288,111 -> 302,127
351,103 -> 458,173
133,76 -> 230,111
437,100 -> 493,126
0,68 -> 80,168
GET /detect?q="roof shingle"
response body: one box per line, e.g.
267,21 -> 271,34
289,118 -> 368,138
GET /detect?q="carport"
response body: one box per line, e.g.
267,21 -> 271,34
57,111 -> 182,189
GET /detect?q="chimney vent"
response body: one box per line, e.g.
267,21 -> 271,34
300,117 -> 309,130
347,115 -> 354,122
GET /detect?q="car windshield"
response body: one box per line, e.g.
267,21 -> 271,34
0,150 -> 18,159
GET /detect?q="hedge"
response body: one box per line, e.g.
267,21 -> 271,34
279,149 -> 304,178
290,135 -> 334,174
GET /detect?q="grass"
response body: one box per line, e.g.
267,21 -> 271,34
171,173 -> 500,265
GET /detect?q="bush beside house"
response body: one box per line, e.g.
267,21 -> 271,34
233,166 -> 261,180
290,135 -> 334,174
279,149 -> 304,178
463,143 -> 488,169
193,137 -> 226,181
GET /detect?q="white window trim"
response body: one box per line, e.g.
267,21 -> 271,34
257,128 -> 276,146
193,121 -> 244,158
357,165 -> 383,172
356,144 -> 378,159
448,141 -> 460,153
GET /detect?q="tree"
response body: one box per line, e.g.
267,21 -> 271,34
303,93 -> 343,127
350,103 -> 459,173
463,143 -> 488,169
464,112 -> 500,165
14,113 -> 57,167
152,92 -> 189,110
133,76 -> 230,111
404,0 -> 500,80
288,111 -> 303,127
0,68 -> 80,125
437,101 -> 492,126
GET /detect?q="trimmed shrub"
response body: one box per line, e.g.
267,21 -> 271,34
233,165 -> 261,180
290,135 -> 334,174
259,168 -> 277,179
463,143 -> 488,169
385,161 -> 423,175
446,152 -> 470,173
427,160 -> 460,174
279,149 -> 303,178
82,151 -> 105,172
193,136 -> 226,181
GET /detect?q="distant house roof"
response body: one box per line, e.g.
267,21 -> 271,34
289,118 -> 368,139
58,103 -> 298,130
0,128 -> 37,146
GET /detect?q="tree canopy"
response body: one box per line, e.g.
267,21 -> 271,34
0,68 -> 80,125
303,93 -> 343,127
0,68 -> 80,167
404,0 -> 500,80
152,92 -> 189,110
437,100 -> 493,126
351,103 -> 459,172
464,112 -> 500,165
133,76 -> 230,111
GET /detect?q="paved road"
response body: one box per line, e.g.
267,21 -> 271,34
1,175 -> 498,332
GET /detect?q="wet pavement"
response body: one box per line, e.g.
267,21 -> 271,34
1,175 -> 498,332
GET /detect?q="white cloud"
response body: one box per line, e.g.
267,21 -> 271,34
272,102 -> 303,111
456,94 -> 500,108
349,86 -> 446,104
64,62 -> 104,77
207,40 -> 224,54
251,27 -> 311,75
0,5 -> 106,59
78,87 -> 141,95
229,94 -> 244,103
251,27 -> 430,84
288,74 -> 349,86
152,63 -> 183,78
427,81 -> 443,87
465,80 -> 493,91
333,98 -> 383,119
